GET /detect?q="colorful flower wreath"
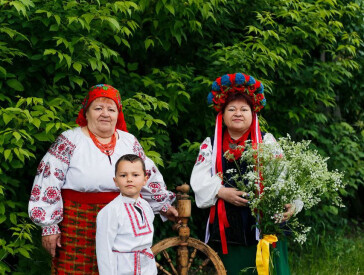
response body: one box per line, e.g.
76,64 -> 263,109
207,73 -> 266,112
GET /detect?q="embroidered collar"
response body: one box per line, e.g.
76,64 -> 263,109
120,194 -> 141,204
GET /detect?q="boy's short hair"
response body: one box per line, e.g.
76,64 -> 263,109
115,154 -> 146,176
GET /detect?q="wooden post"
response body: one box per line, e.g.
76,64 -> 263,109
176,184 -> 191,275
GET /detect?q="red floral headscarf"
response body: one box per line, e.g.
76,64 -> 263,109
76,84 -> 128,132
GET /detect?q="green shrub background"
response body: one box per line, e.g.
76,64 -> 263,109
0,0 -> 363,273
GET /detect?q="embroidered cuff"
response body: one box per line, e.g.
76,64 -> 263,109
167,191 -> 176,205
42,224 -> 61,236
160,203 -> 171,213
293,199 -> 304,215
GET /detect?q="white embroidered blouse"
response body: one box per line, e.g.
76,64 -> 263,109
96,195 -> 157,275
28,127 -> 175,236
190,133 -> 303,211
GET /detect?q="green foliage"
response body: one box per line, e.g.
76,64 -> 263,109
0,0 -> 363,273
289,226 -> 364,275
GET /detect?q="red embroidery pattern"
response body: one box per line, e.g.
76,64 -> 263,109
195,153 -> 205,165
132,138 -> 146,160
42,187 -> 61,204
43,163 -> 51,178
42,224 -> 61,236
152,166 -> 157,173
131,203 -> 149,230
30,207 -> 46,223
51,208 -> 63,222
195,143 -> 209,166
112,249 -> 154,275
151,193 -> 167,202
161,204 -> 170,213
168,191 -> 176,201
54,168 -> 65,181
201,143 -> 208,149
36,161 -> 45,175
124,203 -> 152,237
30,184 -> 41,202
48,134 -> 76,165
146,170 -> 151,178
148,182 -> 161,194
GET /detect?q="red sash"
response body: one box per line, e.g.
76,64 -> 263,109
209,112 -> 263,254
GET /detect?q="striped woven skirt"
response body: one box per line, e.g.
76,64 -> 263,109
52,190 -> 119,275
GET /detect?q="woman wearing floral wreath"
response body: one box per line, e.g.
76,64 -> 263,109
28,84 -> 178,274
190,73 -> 303,274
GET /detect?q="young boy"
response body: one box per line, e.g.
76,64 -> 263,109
96,154 -> 157,275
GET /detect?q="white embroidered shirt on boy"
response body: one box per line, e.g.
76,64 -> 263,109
96,194 -> 157,275
28,127 -> 176,236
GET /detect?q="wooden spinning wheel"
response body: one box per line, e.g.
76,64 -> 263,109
152,184 -> 226,275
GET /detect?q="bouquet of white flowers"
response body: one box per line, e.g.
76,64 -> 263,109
224,135 -> 346,244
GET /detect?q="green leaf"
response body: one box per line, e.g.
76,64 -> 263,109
44,49 -> 57,55
69,76 -> 84,87
4,149 -> 11,161
153,119 -> 166,126
3,113 -> 13,125
18,248 -> 31,258
6,79 -> 24,91
0,66 -> 6,77
63,54 -> 72,68
34,132 -> 52,142
72,62 -> 82,74
13,148 -> 24,162
144,38 -> 154,50
54,14 -> 61,25
13,132 -> 21,141
49,24 -> 59,31
32,118 -> 41,129
45,123 -> 54,133
0,203 -> 5,215
89,59 -> 97,70
121,38 -> 130,48
9,213 -> 17,225
105,17 -> 121,31
134,117 -> 145,130
165,4 -> 175,15
127,63 -> 138,71
10,1 -> 27,16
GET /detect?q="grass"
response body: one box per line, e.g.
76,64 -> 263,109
289,227 -> 364,275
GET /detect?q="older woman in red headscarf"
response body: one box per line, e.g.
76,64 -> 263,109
190,74 -> 303,275
28,84 -> 177,274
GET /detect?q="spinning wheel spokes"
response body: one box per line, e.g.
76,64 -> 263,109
162,250 -> 178,275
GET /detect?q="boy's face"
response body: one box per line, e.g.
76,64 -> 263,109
114,160 -> 147,199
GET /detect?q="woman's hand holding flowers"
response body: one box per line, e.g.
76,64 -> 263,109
281,203 -> 295,222
217,187 -> 249,207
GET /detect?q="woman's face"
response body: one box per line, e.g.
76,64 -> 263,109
223,99 -> 252,135
86,97 -> 118,135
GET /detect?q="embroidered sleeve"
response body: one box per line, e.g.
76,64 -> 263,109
190,137 -> 222,208
142,159 -> 176,217
132,138 -> 176,217
28,133 -> 75,236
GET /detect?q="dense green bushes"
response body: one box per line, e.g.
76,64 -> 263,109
0,0 -> 363,273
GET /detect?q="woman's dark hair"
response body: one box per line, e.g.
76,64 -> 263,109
221,93 -> 253,113
115,154 -> 146,175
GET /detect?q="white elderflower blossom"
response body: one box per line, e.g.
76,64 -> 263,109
224,135 -> 346,244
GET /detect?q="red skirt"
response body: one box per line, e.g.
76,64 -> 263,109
52,190 -> 119,275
